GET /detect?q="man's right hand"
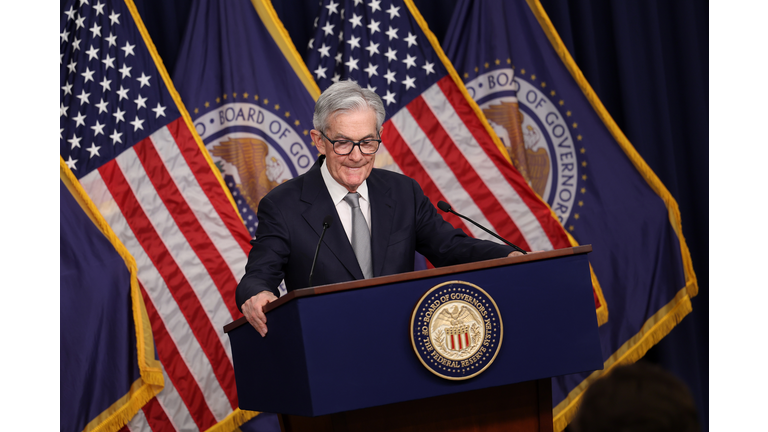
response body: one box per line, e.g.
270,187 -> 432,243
242,291 -> 278,337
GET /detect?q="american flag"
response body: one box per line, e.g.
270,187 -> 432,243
60,0 -> 255,430
306,0 -> 575,255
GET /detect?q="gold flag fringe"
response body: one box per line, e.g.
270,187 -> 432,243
205,409 -> 262,432
83,379 -> 163,432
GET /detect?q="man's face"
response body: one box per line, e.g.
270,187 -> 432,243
311,108 -> 379,192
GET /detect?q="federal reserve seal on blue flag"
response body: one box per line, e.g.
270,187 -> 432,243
193,100 -> 316,234
410,281 -> 503,380
463,67 -> 584,226
171,0 -> 319,239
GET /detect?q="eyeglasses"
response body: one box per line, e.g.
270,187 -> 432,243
319,130 -> 381,155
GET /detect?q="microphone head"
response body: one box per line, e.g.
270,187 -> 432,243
437,201 -> 451,212
322,215 -> 333,228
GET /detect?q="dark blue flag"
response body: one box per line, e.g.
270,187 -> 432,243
173,0 -> 320,245
444,1 -> 698,430
171,1 -> 320,430
60,160 -> 163,432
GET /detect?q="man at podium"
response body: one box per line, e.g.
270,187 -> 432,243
236,80 -> 522,336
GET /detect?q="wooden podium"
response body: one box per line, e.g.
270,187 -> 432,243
224,246 -> 602,432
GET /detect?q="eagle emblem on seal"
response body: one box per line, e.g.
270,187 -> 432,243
483,101 -> 550,198
210,137 -> 284,214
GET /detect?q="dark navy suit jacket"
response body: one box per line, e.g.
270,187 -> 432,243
236,157 -> 513,309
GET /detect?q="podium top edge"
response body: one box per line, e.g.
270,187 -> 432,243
224,245 -> 591,333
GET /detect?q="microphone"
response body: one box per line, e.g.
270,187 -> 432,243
437,200 -> 527,254
308,215 -> 334,287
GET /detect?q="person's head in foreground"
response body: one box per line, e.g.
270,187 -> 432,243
570,361 -> 699,432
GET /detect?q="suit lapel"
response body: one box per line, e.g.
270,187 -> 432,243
368,170 -> 395,277
301,159 -> 364,279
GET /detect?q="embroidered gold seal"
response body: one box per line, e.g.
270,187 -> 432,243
410,280 -> 503,380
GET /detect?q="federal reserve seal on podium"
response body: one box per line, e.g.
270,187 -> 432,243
410,281 -> 503,380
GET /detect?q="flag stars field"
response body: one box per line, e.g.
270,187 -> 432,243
61,0 -> 173,173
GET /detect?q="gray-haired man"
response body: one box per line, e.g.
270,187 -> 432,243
237,80 -> 521,336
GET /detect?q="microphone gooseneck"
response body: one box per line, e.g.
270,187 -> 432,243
308,215 -> 334,287
436,200 -> 527,255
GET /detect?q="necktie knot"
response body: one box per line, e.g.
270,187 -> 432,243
344,192 -> 360,209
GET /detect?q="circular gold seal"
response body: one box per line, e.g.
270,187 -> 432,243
410,281 -> 503,380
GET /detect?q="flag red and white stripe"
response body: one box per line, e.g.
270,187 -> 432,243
383,76 -> 571,253
80,118 -> 252,431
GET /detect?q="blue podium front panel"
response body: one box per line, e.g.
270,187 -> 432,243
228,252 -> 602,416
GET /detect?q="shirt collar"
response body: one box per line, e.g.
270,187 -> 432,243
320,158 -> 369,205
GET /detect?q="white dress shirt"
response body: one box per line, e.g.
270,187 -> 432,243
320,161 -> 372,242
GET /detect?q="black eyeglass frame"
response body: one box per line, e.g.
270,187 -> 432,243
319,130 -> 382,156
